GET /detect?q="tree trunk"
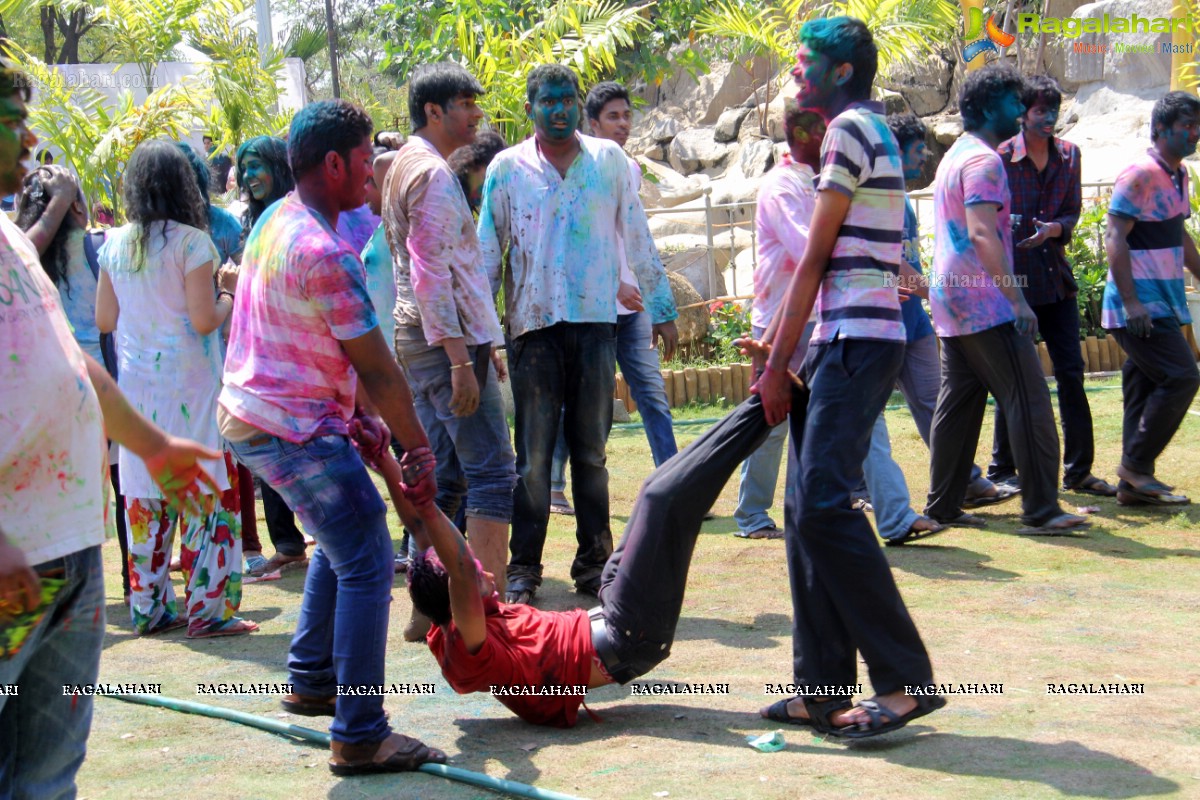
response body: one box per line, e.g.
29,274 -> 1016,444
998,0 -> 1020,66
40,6 -> 57,64
324,0 -> 340,98
1032,0 -> 1052,74
55,7 -> 87,64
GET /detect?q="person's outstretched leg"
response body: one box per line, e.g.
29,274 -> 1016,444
597,395 -> 773,681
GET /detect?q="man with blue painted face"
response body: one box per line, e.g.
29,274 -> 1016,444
478,64 -> 677,605
924,64 -> 1089,536
988,76 -> 1117,499
1102,91 -> 1200,506
749,17 -> 945,738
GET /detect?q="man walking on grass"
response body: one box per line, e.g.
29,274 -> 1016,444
989,75 -> 1117,499
751,17 -> 945,736
924,64 -> 1088,536
1103,90 -> 1200,506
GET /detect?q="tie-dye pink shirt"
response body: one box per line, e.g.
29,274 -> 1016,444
930,132 -> 1017,337
220,192 -> 378,442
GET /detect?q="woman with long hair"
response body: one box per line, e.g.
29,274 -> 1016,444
96,139 -> 256,638
17,166 -> 134,604
231,135 -> 309,576
236,135 -> 294,232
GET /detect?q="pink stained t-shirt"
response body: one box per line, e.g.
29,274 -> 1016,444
930,132 -> 1017,338
220,192 -> 379,442
752,154 -> 816,331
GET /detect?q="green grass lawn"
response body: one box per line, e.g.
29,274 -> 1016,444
78,378 -> 1199,799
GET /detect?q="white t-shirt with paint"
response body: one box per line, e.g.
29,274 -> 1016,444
0,213 -> 107,566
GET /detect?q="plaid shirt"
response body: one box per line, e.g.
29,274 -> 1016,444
998,133 -> 1082,306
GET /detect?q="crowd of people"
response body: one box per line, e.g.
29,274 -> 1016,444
3,11 -> 1199,792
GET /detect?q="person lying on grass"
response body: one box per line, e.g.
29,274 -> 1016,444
358,396 -> 947,737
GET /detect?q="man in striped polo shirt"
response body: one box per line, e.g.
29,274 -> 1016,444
924,65 -> 1088,536
1103,91 -> 1200,506
752,16 -> 943,739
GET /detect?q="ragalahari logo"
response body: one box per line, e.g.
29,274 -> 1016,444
961,4 -> 1016,64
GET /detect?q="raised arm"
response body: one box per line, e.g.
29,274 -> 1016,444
369,449 -> 488,652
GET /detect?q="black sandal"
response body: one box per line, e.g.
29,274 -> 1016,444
802,697 -> 854,736
761,697 -> 813,727
838,694 -> 947,739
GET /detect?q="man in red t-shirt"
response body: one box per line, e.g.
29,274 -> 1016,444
385,395 -> 776,727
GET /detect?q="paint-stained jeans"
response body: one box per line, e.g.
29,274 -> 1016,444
398,340 -> 517,523
0,546 -> 104,800
508,322 -> 616,591
551,311 -> 678,491
228,433 -> 394,745
125,454 -> 245,636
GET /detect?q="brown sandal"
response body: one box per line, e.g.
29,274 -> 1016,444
329,732 -> 446,775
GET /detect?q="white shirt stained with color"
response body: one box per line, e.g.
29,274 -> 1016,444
478,133 -> 677,340
753,156 -> 816,331
384,135 -> 503,346
0,214 -> 107,566
99,222 -> 229,498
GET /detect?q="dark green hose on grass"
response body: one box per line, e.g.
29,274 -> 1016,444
104,694 -> 587,800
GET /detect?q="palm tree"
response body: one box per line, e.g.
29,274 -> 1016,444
696,0 -> 959,130
389,0 -> 653,143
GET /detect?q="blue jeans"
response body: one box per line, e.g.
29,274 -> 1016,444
398,342 -> 516,522
0,546 -> 104,800
733,323 -> 808,534
863,412 -> 919,540
228,434 -> 393,745
509,322 -> 616,590
552,312 -> 677,492
897,333 -> 990,495
617,311 -> 677,465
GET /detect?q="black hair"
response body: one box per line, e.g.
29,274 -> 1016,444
407,549 -> 453,626
585,80 -> 630,122
783,100 -> 825,148
16,168 -> 83,295
287,99 -> 374,179
447,129 -> 507,212
526,63 -> 580,105
175,140 -> 215,228
958,64 -> 1025,132
798,16 -> 877,102
1021,75 -> 1062,111
1151,91 -> 1200,141
121,139 -> 209,270
408,62 -> 485,131
886,112 -> 929,151
0,60 -> 31,102
36,150 -> 53,164
235,135 -> 293,230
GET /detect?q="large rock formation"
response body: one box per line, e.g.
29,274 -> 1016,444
641,53 -> 774,126
668,127 -> 736,174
